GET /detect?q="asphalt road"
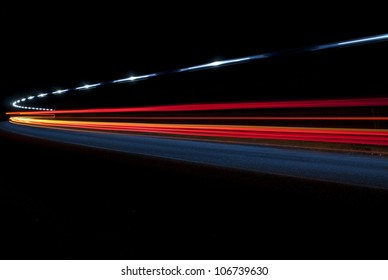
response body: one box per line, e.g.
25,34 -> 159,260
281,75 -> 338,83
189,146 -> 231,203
1,121 -> 388,189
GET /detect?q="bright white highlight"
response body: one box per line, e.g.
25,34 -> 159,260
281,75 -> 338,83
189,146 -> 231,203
52,89 -> 69,95
28,96 -> 35,100
179,57 -> 251,72
38,93 -> 48,98
338,34 -> 388,46
113,74 -> 157,83
76,83 -> 101,90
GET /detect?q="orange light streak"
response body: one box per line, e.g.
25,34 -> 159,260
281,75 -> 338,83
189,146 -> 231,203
10,117 -> 388,146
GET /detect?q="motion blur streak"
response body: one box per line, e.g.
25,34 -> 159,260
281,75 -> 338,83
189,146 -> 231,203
7,97 -> 388,115
32,117 -> 388,121
10,33 -> 388,110
7,97 -> 388,148
9,117 -> 388,146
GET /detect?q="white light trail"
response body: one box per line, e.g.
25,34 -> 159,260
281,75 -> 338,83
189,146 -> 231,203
52,89 -> 69,95
76,83 -> 101,90
338,34 -> 388,46
9,33 -> 388,111
179,57 -> 251,72
112,74 -> 158,83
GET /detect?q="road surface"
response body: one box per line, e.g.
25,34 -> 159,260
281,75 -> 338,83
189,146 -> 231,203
1,121 -> 387,188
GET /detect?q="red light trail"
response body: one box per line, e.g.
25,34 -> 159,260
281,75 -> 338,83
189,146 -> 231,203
7,97 -> 388,147
7,97 -> 388,116
9,119 -> 388,147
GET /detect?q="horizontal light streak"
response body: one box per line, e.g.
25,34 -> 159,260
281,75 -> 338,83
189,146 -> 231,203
10,117 -> 388,146
7,97 -> 388,116
49,116 -> 388,121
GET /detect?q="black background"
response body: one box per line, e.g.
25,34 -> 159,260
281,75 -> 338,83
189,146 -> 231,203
1,6 -> 388,260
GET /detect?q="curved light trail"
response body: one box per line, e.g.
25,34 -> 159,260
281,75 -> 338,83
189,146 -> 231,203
9,33 -> 388,111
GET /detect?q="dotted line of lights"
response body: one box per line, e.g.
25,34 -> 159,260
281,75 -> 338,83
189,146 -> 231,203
11,33 -> 388,111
